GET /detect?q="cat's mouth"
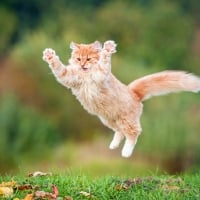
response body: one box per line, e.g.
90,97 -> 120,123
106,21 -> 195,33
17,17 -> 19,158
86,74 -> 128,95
81,67 -> 89,71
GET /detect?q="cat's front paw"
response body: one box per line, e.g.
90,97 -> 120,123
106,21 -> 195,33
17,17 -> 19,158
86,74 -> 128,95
42,48 -> 56,63
103,40 -> 117,54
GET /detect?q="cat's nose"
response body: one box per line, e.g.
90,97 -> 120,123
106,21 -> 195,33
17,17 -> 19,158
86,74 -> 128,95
81,62 -> 87,68
80,60 -> 87,67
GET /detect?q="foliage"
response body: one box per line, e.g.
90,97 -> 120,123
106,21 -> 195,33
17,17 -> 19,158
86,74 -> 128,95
0,95 -> 61,172
0,6 -> 18,55
0,0 -> 200,173
139,94 -> 200,173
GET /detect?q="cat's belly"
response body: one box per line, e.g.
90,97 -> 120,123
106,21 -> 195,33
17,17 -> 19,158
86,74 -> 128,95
71,83 -> 139,119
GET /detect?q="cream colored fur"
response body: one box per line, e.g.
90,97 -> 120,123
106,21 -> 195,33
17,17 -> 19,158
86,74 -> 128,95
43,40 -> 200,158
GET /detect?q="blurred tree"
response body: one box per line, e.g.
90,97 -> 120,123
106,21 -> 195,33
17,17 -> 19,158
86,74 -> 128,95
95,0 -> 194,69
7,0 -> 198,140
0,6 -> 18,56
0,95 -> 61,171
170,0 -> 200,24
0,0 -> 199,173
0,0 -> 108,55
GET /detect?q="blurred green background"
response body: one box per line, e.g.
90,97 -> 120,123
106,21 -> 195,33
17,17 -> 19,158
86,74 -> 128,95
0,0 -> 200,176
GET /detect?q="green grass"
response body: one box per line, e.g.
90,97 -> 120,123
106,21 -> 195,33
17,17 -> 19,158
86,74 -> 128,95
0,172 -> 200,199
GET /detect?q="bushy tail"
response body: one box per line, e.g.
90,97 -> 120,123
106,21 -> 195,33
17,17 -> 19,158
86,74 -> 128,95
129,71 -> 200,101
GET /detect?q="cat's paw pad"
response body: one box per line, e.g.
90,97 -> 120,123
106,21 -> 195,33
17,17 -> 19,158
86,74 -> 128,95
43,48 -> 56,62
103,40 -> 117,54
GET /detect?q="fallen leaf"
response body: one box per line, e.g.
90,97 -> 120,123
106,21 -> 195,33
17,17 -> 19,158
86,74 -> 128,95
0,180 -> 17,187
23,193 -> 34,200
34,185 -> 59,200
0,186 -> 14,197
35,190 -> 57,199
116,178 -> 143,190
17,184 -> 34,191
65,195 -> 73,200
79,191 -> 92,198
34,190 -> 47,198
52,184 -> 59,197
28,171 -> 52,177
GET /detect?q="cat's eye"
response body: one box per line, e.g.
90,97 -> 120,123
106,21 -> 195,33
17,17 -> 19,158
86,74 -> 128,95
87,58 -> 91,61
77,58 -> 81,61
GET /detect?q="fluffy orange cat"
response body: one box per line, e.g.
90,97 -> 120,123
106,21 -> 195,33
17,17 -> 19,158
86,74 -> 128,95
43,40 -> 200,158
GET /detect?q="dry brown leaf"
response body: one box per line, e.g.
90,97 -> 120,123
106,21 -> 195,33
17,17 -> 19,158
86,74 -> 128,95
34,184 -> 59,200
116,178 -> 143,190
17,184 -> 34,191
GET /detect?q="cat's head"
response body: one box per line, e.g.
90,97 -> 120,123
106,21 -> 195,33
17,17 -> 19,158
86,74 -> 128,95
69,41 -> 102,71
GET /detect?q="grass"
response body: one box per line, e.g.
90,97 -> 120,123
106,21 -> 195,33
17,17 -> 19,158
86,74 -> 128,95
0,171 -> 200,199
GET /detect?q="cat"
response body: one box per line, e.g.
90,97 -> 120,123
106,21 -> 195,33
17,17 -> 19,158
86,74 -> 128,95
42,40 -> 200,158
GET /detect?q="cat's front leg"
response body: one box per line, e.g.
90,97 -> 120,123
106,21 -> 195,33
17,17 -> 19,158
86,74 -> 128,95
43,48 -> 70,87
99,40 -> 117,72
100,40 -> 117,62
43,48 -> 63,70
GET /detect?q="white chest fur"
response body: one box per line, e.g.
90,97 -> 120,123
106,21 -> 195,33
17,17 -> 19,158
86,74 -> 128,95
71,76 -> 104,115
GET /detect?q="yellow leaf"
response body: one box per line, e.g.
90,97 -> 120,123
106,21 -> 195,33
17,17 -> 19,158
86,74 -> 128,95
0,186 -> 13,197
0,180 -> 17,187
23,193 -> 34,200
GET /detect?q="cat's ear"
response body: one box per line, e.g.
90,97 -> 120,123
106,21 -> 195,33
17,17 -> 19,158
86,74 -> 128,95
92,41 -> 102,51
70,41 -> 79,50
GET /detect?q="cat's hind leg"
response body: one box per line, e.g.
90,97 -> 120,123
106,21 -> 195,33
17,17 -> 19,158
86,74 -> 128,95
121,137 -> 138,158
99,117 -> 123,150
120,122 -> 142,158
109,132 -> 124,150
